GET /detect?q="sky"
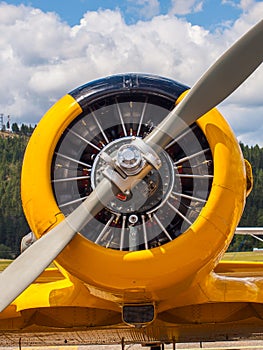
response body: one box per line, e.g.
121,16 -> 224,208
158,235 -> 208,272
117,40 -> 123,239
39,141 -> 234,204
0,0 -> 262,145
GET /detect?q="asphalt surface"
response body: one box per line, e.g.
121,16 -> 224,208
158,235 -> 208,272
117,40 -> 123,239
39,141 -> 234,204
2,340 -> 263,349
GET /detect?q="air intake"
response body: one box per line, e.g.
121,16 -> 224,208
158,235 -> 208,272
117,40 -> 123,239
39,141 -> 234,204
122,303 -> 155,327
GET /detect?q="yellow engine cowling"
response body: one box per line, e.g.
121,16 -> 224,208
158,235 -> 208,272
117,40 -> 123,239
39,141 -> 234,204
21,73 -> 247,305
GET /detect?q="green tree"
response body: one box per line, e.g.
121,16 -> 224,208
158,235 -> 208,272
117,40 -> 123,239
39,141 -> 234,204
0,243 -> 13,259
228,143 -> 263,251
0,134 -> 30,256
11,123 -> 20,133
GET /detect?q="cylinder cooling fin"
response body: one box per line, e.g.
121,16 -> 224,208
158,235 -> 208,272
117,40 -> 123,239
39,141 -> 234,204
51,74 -> 214,252
21,72 -> 246,290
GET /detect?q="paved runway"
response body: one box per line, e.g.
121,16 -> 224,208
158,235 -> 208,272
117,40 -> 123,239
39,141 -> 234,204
2,340 -> 263,350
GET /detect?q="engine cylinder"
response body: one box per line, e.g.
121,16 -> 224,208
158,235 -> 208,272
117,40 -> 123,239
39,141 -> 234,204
21,74 -> 246,298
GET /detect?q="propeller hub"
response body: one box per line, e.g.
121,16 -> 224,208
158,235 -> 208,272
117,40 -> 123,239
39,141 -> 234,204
117,144 -> 143,175
90,136 -> 175,215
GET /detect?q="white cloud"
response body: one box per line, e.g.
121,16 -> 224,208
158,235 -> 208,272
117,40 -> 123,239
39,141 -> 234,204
239,0 -> 256,11
215,0 -> 263,145
169,0 -> 204,15
0,2 -> 262,145
127,0 -> 160,20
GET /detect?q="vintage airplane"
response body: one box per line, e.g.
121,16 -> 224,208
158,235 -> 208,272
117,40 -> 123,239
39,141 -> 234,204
0,19 -> 262,350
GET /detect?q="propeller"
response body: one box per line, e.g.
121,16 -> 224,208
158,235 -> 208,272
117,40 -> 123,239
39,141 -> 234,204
145,19 -> 263,150
0,19 -> 262,312
0,178 -> 119,311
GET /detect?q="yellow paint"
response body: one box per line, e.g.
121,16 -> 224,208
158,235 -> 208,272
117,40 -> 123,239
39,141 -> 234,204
20,90 -> 247,303
244,158 -> 253,196
21,94 -> 82,236
1,88 -> 260,345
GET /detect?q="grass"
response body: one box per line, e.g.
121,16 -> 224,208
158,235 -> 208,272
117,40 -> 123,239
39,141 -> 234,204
0,259 -> 56,272
222,250 -> 263,262
0,259 -> 13,271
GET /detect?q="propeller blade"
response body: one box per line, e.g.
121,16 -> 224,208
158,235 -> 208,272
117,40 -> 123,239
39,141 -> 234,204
1,20 -> 262,313
0,178 -> 117,312
145,19 -> 263,149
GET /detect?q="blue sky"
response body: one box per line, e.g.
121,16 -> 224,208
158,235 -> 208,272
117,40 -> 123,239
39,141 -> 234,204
0,0 -> 262,145
3,0 -> 244,28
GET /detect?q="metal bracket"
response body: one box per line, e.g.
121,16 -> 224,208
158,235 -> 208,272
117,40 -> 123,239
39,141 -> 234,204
102,165 -> 140,194
130,137 -> 162,170
101,137 -> 162,194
